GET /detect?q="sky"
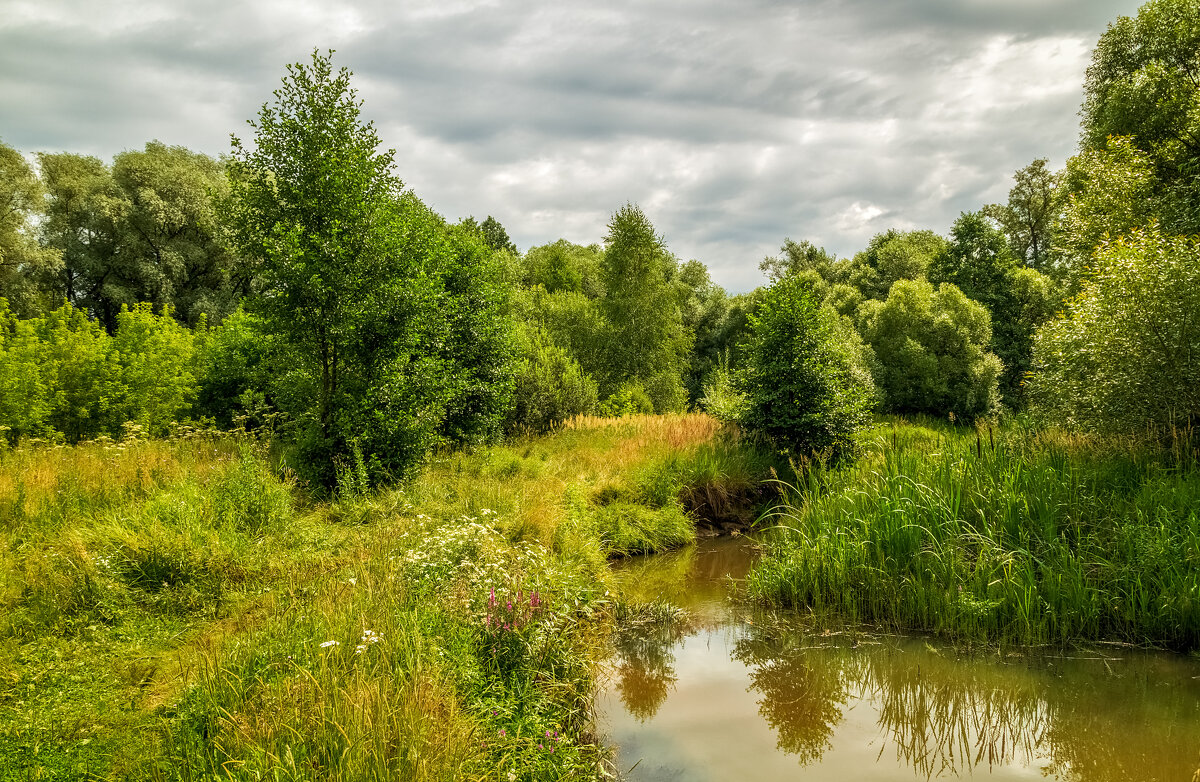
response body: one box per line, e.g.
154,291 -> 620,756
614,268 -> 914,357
0,0 -> 1140,291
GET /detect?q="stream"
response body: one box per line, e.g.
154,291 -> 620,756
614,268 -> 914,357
597,536 -> 1200,781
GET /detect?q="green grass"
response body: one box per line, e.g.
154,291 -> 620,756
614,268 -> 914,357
0,414 -> 775,781
747,418 -> 1200,648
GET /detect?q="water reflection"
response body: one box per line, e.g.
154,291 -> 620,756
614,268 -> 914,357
602,537 -> 1200,781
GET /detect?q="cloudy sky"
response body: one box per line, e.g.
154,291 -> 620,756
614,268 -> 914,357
1,0 -> 1139,290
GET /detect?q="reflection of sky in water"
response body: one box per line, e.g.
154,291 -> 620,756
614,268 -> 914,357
599,538 -> 1200,782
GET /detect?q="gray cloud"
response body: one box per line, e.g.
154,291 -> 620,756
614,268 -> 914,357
0,0 -> 1143,291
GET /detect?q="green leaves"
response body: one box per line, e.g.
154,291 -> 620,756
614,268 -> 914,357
1030,225 -> 1200,433
230,50 -> 516,487
737,274 -> 874,457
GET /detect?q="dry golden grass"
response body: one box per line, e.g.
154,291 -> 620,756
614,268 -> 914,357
414,413 -> 725,544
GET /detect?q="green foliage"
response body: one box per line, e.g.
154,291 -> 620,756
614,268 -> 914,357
0,301 -> 198,444
859,279 -> 1001,419
508,326 -> 598,433
1057,136 -> 1159,284
599,205 -> 691,412
749,420 -> 1200,649
737,274 -> 874,456
37,143 -> 244,331
846,229 -> 949,301
1030,225 -> 1200,434
931,211 -> 1060,408
107,304 -> 198,437
193,308 -> 275,429
229,51 -> 515,487
521,240 -> 605,298
983,158 -> 1061,273
0,140 -> 60,317
1082,0 -> 1200,234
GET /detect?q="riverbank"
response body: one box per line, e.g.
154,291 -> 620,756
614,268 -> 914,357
747,418 -> 1200,649
0,414 -> 775,781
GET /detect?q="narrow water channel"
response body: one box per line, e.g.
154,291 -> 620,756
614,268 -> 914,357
598,536 -> 1200,781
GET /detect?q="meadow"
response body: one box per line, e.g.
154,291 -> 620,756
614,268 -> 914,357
0,415 -> 774,781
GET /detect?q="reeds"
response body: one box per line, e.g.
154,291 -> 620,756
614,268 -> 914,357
747,419 -> 1200,649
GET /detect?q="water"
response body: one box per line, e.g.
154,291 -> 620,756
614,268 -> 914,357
598,536 -> 1200,781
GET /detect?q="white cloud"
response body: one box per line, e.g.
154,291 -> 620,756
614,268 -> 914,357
0,0 -> 1143,291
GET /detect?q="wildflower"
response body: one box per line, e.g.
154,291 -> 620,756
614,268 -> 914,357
498,728 -> 506,737
507,772 -> 516,782
347,577 -> 357,586
319,640 -> 340,648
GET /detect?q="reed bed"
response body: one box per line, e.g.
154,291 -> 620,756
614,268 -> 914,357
747,419 -> 1200,648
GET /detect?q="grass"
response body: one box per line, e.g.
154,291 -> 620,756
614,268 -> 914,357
0,414 -> 774,781
746,417 -> 1200,649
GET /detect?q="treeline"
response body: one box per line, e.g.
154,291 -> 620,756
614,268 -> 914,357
1,0 -> 1197,482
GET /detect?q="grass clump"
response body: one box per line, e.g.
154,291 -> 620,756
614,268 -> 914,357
747,418 -> 1200,649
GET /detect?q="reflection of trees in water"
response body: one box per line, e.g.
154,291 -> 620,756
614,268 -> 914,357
610,607 -> 691,722
733,633 -> 849,764
734,624 -> 1200,781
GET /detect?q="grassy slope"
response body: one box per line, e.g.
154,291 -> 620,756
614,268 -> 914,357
0,414 -> 765,781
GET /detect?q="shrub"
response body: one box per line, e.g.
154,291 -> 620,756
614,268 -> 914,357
858,279 -> 1001,419
1030,225 -> 1200,434
507,326 -> 598,434
737,274 -> 874,456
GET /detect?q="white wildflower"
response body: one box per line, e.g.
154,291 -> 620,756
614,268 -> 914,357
319,640 -> 340,648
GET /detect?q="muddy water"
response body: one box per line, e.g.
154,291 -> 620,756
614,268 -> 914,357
598,536 -> 1200,781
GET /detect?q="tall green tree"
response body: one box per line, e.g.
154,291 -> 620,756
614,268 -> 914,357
1082,0 -> 1200,233
0,140 -> 60,317
229,50 -> 513,485
984,158 -> 1061,273
931,212 -> 1059,408
599,204 -> 690,412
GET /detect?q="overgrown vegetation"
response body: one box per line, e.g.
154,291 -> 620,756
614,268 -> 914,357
0,415 -> 775,781
748,419 -> 1200,648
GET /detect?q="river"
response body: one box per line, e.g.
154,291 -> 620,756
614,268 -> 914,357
597,536 -> 1200,781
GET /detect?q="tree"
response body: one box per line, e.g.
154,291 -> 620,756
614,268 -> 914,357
229,50 -> 514,485
1082,0 -> 1200,233
759,239 -> 838,283
1030,225 -> 1200,434
480,216 -> 517,255
930,212 -> 1061,408
521,240 -> 605,297
984,158 -> 1061,273
736,274 -> 873,456
38,144 -> 244,330
599,204 -> 691,412
845,229 -> 949,301
110,142 -> 245,325
37,152 -> 127,328
0,140 -> 60,317
1056,136 -> 1159,285
858,279 -> 1001,419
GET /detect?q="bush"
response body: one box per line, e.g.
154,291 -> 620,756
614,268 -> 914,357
737,274 -> 874,456
1030,225 -> 1200,433
858,279 -> 1001,419
507,326 -> 598,434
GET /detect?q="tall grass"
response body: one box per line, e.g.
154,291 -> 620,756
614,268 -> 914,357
2,415 -> 771,781
747,419 -> 1200,648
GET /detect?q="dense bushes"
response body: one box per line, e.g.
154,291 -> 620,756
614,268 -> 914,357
0,300 -> 198,444
858,279 -> 1001,419
1030,226 -> 1200,433
735,274 -> 874,456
